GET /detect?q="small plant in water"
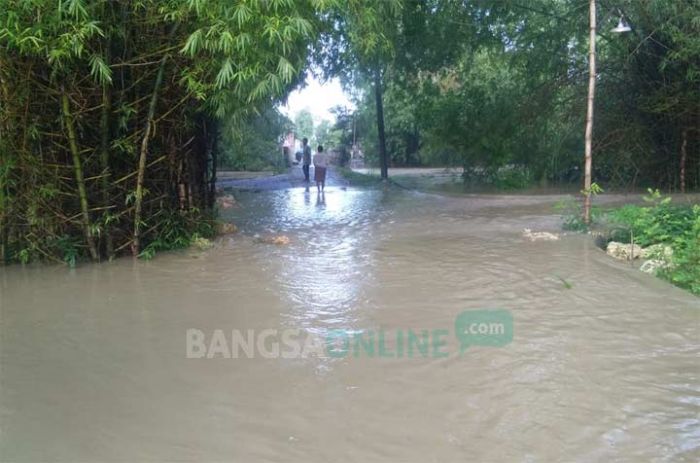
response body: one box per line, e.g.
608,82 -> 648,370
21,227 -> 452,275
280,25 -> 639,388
555,275 -> 573,289
555,197 -> 600,232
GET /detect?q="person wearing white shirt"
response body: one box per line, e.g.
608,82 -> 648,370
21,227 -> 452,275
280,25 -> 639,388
313,145 -> 328,192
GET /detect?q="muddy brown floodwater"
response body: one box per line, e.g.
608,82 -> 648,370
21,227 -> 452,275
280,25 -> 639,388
1,184 -> 699,462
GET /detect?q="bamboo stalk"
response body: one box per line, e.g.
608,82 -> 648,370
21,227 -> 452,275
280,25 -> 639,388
132,47 -> 172,256
61,89 -> 99,261
100,81 -> 115,258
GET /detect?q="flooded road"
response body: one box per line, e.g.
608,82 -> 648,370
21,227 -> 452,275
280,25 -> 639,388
1,184 -> 699,462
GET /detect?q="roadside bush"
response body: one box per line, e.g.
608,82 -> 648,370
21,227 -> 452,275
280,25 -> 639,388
490,166 -> 533,190
462,165 -> 533,190
608,192 -> 696,246
607,190 -> 699,295
661,210 -> 700,294
138,208 -> 216,260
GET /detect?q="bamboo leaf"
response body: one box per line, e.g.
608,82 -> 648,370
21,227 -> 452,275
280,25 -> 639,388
89,54 -> 112,85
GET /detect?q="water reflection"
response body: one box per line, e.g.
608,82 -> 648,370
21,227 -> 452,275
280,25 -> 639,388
227,187 -> 386,336
1,185 -> 699,461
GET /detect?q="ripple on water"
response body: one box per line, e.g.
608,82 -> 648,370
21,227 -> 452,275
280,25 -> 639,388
1,186 -> 698,461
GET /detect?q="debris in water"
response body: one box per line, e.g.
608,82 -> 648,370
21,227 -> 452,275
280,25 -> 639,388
257,235 -> 291,245
523,228 -> 560,241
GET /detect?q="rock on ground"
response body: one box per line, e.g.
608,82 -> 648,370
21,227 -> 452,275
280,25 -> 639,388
216,222 -> 238,235
640,259 -> 669,274
606,241 -> 643,260
640,243 -> 673,260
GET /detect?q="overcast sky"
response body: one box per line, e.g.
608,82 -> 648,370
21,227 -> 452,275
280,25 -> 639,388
279,73 -> 355,125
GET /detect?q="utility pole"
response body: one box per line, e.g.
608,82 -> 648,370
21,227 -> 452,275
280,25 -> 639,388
583,0 -> 596,224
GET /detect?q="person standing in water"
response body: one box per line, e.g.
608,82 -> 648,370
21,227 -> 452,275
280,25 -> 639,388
301,137 -> 311,182
313,145 -> 327,192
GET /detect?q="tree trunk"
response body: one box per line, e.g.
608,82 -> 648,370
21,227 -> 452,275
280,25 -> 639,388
374,68 -> 388,180
61,90 -> 99,261
680,127 -> 688,193
132,54 -> 168,256
583,0 -> 596,224
98,4 -> 115,260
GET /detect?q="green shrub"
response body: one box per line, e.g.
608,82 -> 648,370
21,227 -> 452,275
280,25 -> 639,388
554,198 -> 602,232
608,191 -> 696,246
491,166 -> 533,190
139,208 -> 215,260
462,165 -> 533,190
607,190 -> 699,295
658,206 -> 700,295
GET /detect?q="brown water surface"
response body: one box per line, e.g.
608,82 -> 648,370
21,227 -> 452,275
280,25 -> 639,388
1,186 -> 698,462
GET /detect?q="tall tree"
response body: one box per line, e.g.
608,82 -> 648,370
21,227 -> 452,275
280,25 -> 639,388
294,109 -> 315,141
317,0 -> 403,179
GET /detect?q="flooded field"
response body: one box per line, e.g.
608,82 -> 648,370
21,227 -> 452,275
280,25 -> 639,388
1,184 -> 698,462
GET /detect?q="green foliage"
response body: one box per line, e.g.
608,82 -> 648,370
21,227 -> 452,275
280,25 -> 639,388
219,107 -> 291,172
608,190 -> 695,246
179,0 -> 325,117
462,166 -> 534,191
662,210 -> 700,295
555,198 -> 602,232
1,0 -> 327,263
493,168 -> 533,190
582,183 -> 604,197
11,234 -> 81,267
54,235 -> 80,268
333,0 -> 699,190
2,0 -> 699,267
139,208 -> 215,260
607,191 -> 700,295
555,187 -> 698,294
294,109 -> 315,141
314,119 -> 337,148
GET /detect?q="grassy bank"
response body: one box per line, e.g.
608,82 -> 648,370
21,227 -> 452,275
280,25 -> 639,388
562,190 -> 699,296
